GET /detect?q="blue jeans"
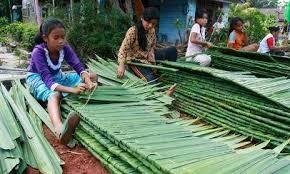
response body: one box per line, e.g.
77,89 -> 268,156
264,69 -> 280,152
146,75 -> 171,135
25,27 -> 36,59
131,47 -> 177,84
137,66 -> 158,84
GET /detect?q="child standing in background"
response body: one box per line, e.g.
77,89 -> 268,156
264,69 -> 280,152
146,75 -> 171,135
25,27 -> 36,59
213,17 -> 225,33
27,18 -> 97,145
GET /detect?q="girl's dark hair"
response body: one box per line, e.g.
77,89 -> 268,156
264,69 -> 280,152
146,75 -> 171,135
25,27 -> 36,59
136,7 -> 159,51
229,17 -> 244,36
34,18 -> 65,46
195,9 -> 207,21
269,26 -> 280,33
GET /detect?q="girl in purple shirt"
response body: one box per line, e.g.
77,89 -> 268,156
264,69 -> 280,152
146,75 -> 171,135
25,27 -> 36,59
27,18 -> 97,145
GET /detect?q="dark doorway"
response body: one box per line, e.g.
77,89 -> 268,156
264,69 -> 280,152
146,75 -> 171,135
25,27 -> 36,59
196,0 -> 223,37
141,0 -> 161,8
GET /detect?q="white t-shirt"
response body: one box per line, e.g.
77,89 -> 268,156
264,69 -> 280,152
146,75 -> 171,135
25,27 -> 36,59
257,33 -> 275,53
186,23 -> 206,56
213,22 -> 225,32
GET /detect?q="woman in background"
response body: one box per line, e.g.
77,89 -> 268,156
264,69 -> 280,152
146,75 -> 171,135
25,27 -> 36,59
117,7 -> 176,95
227,17 -> 258,52
258,26 -> 289,55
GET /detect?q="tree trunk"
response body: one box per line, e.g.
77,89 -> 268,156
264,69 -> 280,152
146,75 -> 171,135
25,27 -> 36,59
105,0 -> 135,15
178,30 -> 183,45
105,0 -> 121,11
122,0 -> 133,14
34,0 -> 42,25
105,0 -> 136,19
133,0 -> 144,21
52,0 -> 55,15
70,0 -> 73,21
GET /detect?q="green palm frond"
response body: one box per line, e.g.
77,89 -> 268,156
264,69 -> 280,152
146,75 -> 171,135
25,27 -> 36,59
206,47 -> 290,78
60,63 -> 290,174
159,61 -> 290,151
0,83 -> 62,174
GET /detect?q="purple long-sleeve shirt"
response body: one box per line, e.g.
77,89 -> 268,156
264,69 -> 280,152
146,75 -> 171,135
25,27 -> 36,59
27,43 -> 85,90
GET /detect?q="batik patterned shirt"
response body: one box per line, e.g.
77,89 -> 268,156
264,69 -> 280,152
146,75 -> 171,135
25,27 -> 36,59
118,26 -> 156,64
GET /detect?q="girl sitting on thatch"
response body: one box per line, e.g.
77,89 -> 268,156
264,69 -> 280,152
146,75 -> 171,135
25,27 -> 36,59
117,7 -> 176,95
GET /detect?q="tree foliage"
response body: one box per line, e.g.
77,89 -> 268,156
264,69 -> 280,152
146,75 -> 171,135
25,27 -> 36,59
49,0 -> 132,61
246,0 -> 278,8
0,0 -> 11,20
230,3 -> 277,44
0,19 -> 38,50
210,3 -> 277,46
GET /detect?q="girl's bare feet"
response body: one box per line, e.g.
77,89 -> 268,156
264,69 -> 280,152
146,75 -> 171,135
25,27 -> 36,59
59,112 -> 80,145
166,83 -> 177,96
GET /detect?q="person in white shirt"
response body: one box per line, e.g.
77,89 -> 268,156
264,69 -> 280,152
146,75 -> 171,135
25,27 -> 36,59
185,9 -> 212,66
213,17 -> 225,33
258,26 -> 289,55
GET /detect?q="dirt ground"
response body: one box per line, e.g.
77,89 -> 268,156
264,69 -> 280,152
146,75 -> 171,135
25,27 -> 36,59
27,126 -> 108,174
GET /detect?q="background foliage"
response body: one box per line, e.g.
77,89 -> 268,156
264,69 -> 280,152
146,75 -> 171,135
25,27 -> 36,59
0,0 -> 131,63
0,17 -> 38,50
229,3 -> 276,43
246,0 -> 278,8
210,3 -> 276,46
49,0 -> 132,61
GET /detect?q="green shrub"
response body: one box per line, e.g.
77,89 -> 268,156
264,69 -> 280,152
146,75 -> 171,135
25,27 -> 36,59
21,23 -> 39,50
0,17 -> 10,43
0,21 -> 38,50
210,27 -> 228,47
51,0 -> 132,61
229,3 -> 276,44
211,3 -> 276,46
4,22 -> 25,41
0,17 -> 9,27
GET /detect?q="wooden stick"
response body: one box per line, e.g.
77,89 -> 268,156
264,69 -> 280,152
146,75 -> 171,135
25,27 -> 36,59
127,62 -> 178,72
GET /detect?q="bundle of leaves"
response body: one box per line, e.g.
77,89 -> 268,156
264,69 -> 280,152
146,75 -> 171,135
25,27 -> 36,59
209,27 -> 228,47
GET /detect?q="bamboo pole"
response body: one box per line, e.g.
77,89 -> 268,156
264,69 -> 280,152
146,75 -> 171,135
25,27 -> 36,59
70,0 -> 73,21
8,0 -> 12,22
52,0 -> 55,15
34,0 -> 42,25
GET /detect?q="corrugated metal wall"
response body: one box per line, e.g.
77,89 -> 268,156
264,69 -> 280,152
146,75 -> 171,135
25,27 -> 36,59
22,0 -> 36,23
158,0 -> 190,44
158,0 -> 230,44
